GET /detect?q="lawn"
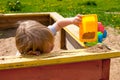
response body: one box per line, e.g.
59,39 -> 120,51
0,0 -> 120,28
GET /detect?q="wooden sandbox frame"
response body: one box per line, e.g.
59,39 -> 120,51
0,12 -> 120,80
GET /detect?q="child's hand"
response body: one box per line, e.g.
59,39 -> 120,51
72,14 -> 82,26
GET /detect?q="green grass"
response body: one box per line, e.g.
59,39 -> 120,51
0,0 -> 120,28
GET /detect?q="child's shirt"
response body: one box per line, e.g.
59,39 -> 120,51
48,23 -> 57,35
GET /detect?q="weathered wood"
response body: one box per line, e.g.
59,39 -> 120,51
50,12 -> 64,21
101,59 -> 110,80
0,12 -> 53,30
66,29 -> 84,49
0,49 -> 120,70
60,29 -> 67,49
64,25 -> 86,48
0,60 -> 106,80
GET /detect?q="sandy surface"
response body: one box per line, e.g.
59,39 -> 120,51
103,27 -> 120,80
0,28 -> 17,56
0,27 -> 120,80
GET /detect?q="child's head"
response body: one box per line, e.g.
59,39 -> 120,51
15,20 -> 54,55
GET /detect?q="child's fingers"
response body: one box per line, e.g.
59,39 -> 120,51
76,14 -> 82,22
76,14 -> 82,18
76,16 -> 82,22
75,14 -> 82,22
73,17 -> 81,26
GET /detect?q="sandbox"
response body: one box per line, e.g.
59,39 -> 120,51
0,12 -> 120,80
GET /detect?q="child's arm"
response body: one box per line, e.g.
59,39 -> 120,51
54,14 -> 82,31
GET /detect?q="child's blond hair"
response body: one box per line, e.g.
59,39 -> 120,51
15,20 -> 54,55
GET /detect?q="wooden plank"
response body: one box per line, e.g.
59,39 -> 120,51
0,60 -> 103,80
0,12 -> 51,29
60,29 -> 67,49
0,49 -> 120,70
0,12 -> 65,29
64,25 -> 86,47
50,12 -> 64,21
66,30 -> 84,49
0,12 -> 50,17
101,59 -> 110,80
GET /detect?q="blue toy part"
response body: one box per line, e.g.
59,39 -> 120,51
103,30 -> 107,38
98,32 -> 103,43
